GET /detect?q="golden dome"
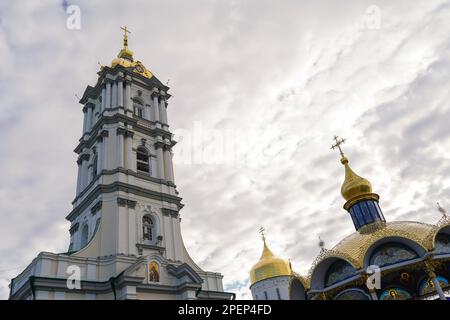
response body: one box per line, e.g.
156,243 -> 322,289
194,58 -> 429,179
314,221 -> 438,270
108,26 -> 153,79
250,238 -> 292,286
340,156 -> 373,202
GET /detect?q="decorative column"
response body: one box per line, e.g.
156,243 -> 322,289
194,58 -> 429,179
101,130 -> 109,171
127,200 -> 137,255
96,130 -> 109,174
87,164 -> 93,185
86,102 -> 94,132
111,80 -> 117,109
80,153 -> 90,189
101,84 -> 106,112
76,158 -> 83,195
82,106 -> 88,135
117,198 -> 128,254
152,93 -> 160,123
105,80 -> 112,110
96,137 -> 103,175
424,260 -> 446,300
116,128 -> 125,168
125,130 -> 134,170
159,96 -> 168,124
124,79 -> 132,115
164,147 -> 174,182
155,142 -> 165,179
117,78 -> 124,110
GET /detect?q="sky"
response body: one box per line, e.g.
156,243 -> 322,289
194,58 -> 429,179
1,0 -> 450,300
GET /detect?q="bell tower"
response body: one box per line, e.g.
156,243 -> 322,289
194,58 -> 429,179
9,28 -> 232,300
68,26 -> 180,258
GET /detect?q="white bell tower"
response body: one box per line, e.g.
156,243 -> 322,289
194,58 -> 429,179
9,28 -> 232,300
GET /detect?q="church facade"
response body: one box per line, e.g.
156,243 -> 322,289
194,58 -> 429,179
250,137 -> 450,300
9,29 -> 233,300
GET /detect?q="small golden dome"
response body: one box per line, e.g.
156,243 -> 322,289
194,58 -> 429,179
340,156 -> 373,201
250,239 -> 292,286
111,57 -> 133,68
117,47 -> 134,61
108,26 -> 153,79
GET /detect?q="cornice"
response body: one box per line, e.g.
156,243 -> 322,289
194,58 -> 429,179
74,113 -> 173,154
67,180 -> 182,222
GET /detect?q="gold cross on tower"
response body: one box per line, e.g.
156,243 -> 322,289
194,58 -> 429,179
331,135 -> 346,158
120,26 -> 131,47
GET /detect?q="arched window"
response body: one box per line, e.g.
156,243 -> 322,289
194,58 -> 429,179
379,288 -> 412,300
80,224 -> 89,248
137,147 -> 150,173
133,99 -> 144,118
325,260 -> 357,287
369,243 -> 418,267
143,215 -> 154,242
134,105 -> 144,118
334,289 -> 370,300
435,233 -> 450,254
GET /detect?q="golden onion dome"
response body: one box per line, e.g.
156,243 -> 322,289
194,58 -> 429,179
250,238 -> 292,286
340,156 -> 373,201
108,27 -> 153,79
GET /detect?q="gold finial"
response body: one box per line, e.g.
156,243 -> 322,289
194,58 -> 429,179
331,135 -> 347,159
120,26 -> 131,48
437,202 -> 447,217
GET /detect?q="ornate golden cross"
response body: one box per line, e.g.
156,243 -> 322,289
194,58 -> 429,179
331,135 -> 346,157
120,26 -> 131,46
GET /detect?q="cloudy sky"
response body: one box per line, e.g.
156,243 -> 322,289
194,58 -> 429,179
1,0 -> 450,300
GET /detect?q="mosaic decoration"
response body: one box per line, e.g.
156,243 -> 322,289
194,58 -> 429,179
325,260 -> 357,287
380,288 -> 412,300
369,243 -> 418,267
334,289 -> 370,300
419,276 -> 449,296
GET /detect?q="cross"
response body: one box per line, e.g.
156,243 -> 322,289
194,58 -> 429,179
331,135 -> 346,158
437,202 -> 447,217
259,226 -> 266,241
120,26 -> 131,46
